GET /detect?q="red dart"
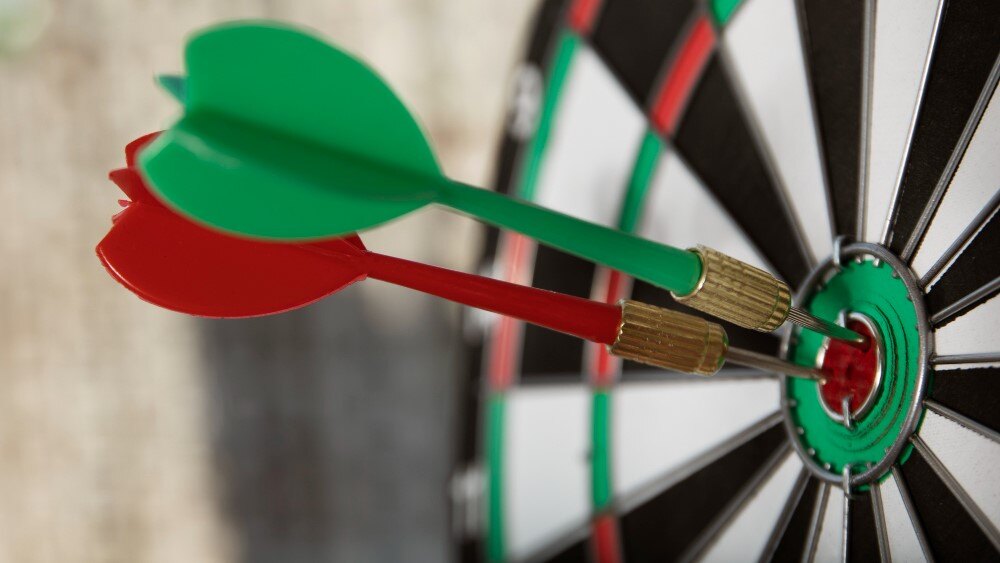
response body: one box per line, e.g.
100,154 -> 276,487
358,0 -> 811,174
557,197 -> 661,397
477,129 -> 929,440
98,134 -> 621,345
99,134 -> 832,378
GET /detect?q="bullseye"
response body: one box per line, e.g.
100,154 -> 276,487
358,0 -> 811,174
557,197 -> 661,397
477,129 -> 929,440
782,243 -> 928,486
817,315 -> 881,421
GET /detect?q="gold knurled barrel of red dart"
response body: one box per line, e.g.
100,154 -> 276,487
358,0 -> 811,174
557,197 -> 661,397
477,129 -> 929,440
672,245 -> 791,332
609,300 -> 728,376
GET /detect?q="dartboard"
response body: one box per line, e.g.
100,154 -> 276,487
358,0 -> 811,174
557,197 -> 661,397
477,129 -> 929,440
451,0 -> 1000,561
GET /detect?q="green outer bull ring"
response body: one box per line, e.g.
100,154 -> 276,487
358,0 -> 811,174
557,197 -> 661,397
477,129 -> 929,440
780,242 -> 933,488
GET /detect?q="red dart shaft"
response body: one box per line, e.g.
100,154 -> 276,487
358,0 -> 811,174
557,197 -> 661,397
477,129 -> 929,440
361,252 -> 622,345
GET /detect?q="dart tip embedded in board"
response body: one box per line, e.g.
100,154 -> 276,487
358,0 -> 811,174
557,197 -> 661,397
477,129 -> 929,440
724,346 -> 826,383
673,246 -> 866,345
786,307 -> 867,345
609,300 -> 728,376
606,301 -> 828,381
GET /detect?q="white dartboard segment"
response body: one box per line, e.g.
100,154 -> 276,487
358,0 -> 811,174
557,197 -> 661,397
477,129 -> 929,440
504,385 -> 590,560
533,44 -> 645,227
934,293 -> 1000,359
863,0 -> 942,243
913,85 -> 1000,280
700,453 -> 803,563
722,0 -> 832,261
878,472 -> 931,563
639,149 -> 772,273
919,410 -> 1000,533
611,377 -> 780,500
813,486 -> 845,563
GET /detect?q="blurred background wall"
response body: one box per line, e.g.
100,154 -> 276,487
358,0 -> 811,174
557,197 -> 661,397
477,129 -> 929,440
0,0 -> 537,560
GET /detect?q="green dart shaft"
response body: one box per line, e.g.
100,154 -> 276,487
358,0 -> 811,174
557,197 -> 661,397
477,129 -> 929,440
440,182 -> 862,342
440,181 -> 703,295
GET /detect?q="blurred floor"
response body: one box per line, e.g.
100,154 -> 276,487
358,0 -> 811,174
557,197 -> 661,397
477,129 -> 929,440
0,0 -> 536,561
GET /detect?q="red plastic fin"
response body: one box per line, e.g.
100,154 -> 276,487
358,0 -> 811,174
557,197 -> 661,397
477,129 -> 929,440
97,202 -> 366,318
309,234 -> 368,258
109,168 -> 156,205
342,234 -> 366,250
124,132 -> 163,168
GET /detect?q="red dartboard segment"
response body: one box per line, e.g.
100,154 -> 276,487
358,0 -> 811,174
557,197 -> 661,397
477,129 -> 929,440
589,267 -> 630,386
568,0 -> 603,35
649,16 -> 716,136
591,515 -> 623,563
487,233 -> 537,390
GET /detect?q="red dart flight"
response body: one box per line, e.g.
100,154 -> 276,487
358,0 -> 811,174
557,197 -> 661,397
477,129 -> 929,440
98,133 -> 368,318
97,134 -> 620,344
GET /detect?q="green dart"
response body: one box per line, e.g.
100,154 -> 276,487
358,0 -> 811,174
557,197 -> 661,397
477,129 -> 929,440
138,21 -> 861,343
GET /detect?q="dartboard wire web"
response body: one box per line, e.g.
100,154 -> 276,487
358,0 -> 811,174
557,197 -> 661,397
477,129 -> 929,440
451,0 -> 1000,561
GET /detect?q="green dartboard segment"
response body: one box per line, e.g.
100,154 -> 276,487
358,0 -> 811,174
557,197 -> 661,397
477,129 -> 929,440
618,131 -> 664,234
484,30 -> 579,563
591,390 -> 613,510
710,0 -> 744,25
591,131 -> 664,514
139,21 -> 704,296
515,31 -> 578,202
486,395 -> 506,563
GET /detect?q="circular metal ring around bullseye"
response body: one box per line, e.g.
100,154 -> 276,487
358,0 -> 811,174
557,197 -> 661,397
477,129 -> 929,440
780,242 -> 932,488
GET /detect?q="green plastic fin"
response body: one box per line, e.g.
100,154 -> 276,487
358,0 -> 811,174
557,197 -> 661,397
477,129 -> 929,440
155,74 -> 186,103
140,22 -> 442,241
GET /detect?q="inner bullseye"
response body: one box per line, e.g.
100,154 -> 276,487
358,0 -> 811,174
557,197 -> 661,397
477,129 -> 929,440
817,316 -> 881,421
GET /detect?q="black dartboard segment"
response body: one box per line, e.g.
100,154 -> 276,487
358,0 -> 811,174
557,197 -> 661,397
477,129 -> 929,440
847,491 -> 881,562
674,56 -> 811,286
590,0 -> 698,105
926,207 -> 1000,325
898,452 -> 998,561
619,423 -> 786,561
457,338 -> 485,466
520,245 -> 596,379
797,0 -> 866,239
929,366 -> 1000,434
887,0 -> 1000,255
544,538 -> 591,563
770,478 -> 821,563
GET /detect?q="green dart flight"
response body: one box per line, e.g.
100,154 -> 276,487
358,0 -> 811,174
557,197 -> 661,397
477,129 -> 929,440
137,21 -> 862,343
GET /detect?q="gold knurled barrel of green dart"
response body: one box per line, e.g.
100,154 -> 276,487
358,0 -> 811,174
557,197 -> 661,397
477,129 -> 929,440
609,300 -> 728,376
672,245 -> 791,332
